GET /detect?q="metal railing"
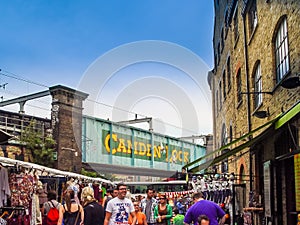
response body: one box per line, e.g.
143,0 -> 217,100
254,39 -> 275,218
0,114 -> 51,137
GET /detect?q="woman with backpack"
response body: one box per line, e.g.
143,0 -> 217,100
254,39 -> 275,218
82,186 -> 105,225
42,190 -> 61,225
58,189 -> 84,225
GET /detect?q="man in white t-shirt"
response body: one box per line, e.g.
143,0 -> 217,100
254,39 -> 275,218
104,183 -> 136,225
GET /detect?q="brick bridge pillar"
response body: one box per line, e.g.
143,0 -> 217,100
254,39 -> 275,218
49,85 -> 88,173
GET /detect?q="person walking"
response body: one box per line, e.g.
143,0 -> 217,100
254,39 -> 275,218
175,198 -> 185,215
154,194 -> 172,225
112,188 -> 119,198
184,192 -> 225,225
140,188 -> 157,225
172,208 -> 184,225
41,190 -> 61,216
41,190 -> 61,225
104,183 -> 136,225
81,186 -> 105,225
130,201 -> 147,225
102,188 -> 114,212
198,215 -> 210,225
57,189 -> 84,225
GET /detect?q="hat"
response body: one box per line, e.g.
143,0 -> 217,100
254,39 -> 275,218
81,186 -> 95,201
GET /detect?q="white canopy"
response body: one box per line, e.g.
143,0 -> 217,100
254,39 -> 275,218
0,156 -> 113,184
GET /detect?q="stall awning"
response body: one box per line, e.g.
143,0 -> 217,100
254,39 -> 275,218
0,156 -> 113,184
275,100 -> 300,129
183,116 -> 280,172
190,126 -> 273,172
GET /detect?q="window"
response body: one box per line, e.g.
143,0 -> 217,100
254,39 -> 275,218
221,160 -> 228,173
214,54 -> 218,70
254,63 -> 262,109
221,123 -> 227,146
248,0 -> 258,35
219,81 -> 222,108
217,42 -> 221,65
223,70 -> 226,99
233,3 -> 239,42
221,27 -> 224,52
216,90 -> 219,112
237,69 -> 242,104
275,17 -> 289,82
224,9 -> 229,38
239,164 -> 246,183
227,56 -> 231,90
221,124 -> 228,173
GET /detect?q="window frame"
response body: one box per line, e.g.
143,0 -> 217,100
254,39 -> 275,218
217,42 -> 221,65
221,27 -> 224,53
223,69 -> 226,100
275,17 -> 290,83
254,62 -> 262,109
233,2 -> 239,43
219,81 -> 222,108
247,0 -> 258,36
216,90 -> 219,113
237,69 -> 242,105
227,56 -> 231,92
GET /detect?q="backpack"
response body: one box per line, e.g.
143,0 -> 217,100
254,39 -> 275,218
46,200 -> 59,225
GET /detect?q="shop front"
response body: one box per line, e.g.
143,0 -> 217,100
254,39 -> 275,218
184,101 -> 300,225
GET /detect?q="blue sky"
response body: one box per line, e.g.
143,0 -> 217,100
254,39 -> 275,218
0,1 -> 214,138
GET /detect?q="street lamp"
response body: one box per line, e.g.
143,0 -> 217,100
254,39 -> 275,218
241,92 -> 272,119
253,109 -> 269,119
280,76 -> 300,89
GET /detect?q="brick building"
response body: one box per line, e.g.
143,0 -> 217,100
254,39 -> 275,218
205,1 -> 299,224
0,85 -> 88,173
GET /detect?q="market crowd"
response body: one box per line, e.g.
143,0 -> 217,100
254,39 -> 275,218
49,182 -> 226,225
0,170 -> 227,225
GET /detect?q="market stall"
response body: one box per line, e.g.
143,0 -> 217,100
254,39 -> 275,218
0,156 -> 113,225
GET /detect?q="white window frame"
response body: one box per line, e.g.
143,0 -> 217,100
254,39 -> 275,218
275,17 -> 289,82
254,63 -> 262,109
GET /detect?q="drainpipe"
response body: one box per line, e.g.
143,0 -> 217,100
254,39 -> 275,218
242,13 -> 253,193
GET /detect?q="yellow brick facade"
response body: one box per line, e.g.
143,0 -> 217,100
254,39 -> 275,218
209,0 -> 300,224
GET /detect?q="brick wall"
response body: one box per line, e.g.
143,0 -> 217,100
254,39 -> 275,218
50,85 -> 88,173
210,0 -> 300,216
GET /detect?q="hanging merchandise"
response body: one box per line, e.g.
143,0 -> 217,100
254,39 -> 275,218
0,156 -> 113,225
37,181 -> 48,206
0,165 -> 11,208
9,173 -> 34,207
0,206 -> 29,225
165,190 -> 194,198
